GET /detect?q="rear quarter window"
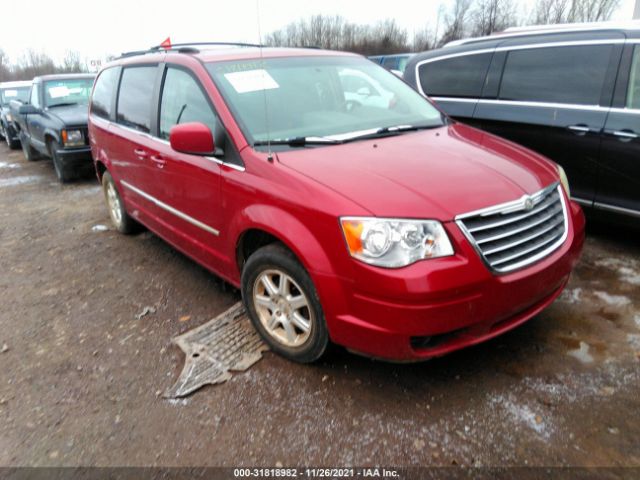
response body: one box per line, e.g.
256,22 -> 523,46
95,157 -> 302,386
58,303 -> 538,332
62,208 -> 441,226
91,67 -> 119,119
499,44 -> 613,105
116,66 -> 158,133
417,53 -> 492,98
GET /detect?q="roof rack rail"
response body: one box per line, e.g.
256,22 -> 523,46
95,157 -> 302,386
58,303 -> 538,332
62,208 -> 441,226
118,41 -> 264,59
150,41 -> 264,51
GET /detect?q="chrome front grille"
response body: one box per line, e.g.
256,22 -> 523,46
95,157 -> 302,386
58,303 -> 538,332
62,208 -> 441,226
456,183 -> 567,273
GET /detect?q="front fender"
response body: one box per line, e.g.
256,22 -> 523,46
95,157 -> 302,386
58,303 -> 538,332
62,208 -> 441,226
229,204 -> 336,278
43,128 -> 61,147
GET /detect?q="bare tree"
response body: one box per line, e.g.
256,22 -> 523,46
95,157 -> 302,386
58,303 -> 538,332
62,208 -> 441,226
439,0 -> 473,46
59,51 -> 88,73
470,0 -> 519,36
567,0 -> 621,21
531,0 -> 620,24
264,15 -> 411,55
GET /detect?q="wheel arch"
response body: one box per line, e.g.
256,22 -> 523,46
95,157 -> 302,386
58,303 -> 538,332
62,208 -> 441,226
232,205 -> 335,279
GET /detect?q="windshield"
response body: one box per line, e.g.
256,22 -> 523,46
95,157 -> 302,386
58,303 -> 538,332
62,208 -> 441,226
0,87 -> 30,106
44,78 -> 94,108
206,56 -> 444,146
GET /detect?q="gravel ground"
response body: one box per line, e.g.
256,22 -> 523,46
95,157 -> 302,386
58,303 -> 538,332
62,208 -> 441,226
0,142 -> 638,468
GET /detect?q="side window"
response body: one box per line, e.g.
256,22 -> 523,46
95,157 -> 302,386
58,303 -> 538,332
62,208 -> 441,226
30,84 -> 40,108
91,67 -> 119,119
499,45 -> 613,105
418,53 -> 492,98
116,66 -> 157,133
627,46 -> 640,110
159,67 -> 217,140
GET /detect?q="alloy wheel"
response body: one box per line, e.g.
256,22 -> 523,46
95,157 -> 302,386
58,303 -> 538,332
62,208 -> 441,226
252,269 -> 313,347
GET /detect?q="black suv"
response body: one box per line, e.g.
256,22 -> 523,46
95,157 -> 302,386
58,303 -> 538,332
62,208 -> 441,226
12,73 -> 95,182
0,81 -> 31,149
404,23 -> 640,218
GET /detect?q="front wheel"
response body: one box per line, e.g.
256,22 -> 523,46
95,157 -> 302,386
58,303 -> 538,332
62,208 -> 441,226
50,140 -> 73,183
20,133 -> 39,161
241,243 -> 329,363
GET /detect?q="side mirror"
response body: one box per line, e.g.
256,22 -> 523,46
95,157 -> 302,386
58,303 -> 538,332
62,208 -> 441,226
356,87 -> 371,97
19,104 -> 40,115
169,122 -> 215,156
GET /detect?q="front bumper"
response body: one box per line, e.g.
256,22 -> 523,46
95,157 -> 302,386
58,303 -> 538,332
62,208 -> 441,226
55,146 -> 93,168
315,199 -> 585,361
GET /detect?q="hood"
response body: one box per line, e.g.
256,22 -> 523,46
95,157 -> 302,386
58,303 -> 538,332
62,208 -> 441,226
277,123 -> 558,221
47,103 -> 89,126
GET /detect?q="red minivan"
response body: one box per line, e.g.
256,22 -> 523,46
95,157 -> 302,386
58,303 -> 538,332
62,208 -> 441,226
88,44 -> 585,362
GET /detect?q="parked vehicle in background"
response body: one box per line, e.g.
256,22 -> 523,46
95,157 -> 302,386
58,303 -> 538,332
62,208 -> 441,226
0,80 -> 31,149
89,43 -> 583,363
12,73 -> 95,182
404,22 -> 640,219
369,53 -> 414,74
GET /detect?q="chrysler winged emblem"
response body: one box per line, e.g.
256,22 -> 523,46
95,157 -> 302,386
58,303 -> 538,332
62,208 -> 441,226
523,195 -> 535,211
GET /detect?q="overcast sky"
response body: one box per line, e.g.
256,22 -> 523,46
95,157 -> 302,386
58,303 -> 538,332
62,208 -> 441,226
0,0 -> 636,63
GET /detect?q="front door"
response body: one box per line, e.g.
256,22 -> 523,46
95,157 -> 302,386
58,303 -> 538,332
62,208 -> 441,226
148,65 -> 224,270
597,44 -> 640,215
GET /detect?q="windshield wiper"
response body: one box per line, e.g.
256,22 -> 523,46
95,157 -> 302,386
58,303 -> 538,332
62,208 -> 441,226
253,136 -> 342,147
47,102 -> 79,108
340,124 -> 441,143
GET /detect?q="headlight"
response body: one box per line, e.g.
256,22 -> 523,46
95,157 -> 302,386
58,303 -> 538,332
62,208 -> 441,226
557,164 -> 570,198
6,113 -> 12,122
340,217 -> 454,268
62,129 -> 84,147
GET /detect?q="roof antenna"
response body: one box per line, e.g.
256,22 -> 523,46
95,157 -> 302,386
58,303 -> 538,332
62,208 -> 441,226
256,0 -> 273,162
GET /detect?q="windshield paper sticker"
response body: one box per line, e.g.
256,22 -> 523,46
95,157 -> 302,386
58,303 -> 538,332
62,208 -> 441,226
4,90 -> 17,97
224,69 -> 279,94
48,86 -> 70,98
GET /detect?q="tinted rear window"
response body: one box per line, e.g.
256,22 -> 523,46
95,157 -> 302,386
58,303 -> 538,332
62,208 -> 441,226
499,45 -> 613,105
116,66 -> 157,133
418,53 -> 492,98
91,67 -> 119,119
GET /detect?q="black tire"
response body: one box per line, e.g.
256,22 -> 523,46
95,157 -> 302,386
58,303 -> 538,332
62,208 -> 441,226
20,133 -> 39,161
5,126 -> 20,150
49,140 -> 74,183
241,243 -> 329,363
101,171 -> 139,234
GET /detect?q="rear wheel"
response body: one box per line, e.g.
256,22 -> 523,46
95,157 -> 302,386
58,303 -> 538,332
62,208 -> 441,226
50,140 -> 73,183
241,243 -> 329,363
102,171 -> 139,234
5,125 -> 20,149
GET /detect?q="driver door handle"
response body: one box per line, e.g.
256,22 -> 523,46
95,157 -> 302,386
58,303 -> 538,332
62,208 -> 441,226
567,124 -> 590,135
150,154 -> 167,169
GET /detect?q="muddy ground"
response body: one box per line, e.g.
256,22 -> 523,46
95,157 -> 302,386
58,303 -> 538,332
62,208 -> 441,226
0,142 -> 639,469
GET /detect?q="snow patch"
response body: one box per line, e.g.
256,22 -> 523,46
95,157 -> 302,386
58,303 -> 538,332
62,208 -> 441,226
618,267 -> 640,286
0,161 -> 20,169
559,288 -> 582,304
0,175 -> 41,187
593,291 -> 631,307
567,341 -> 593,364
627,334 -> 640,350
490,395 -> 551,439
